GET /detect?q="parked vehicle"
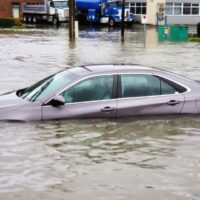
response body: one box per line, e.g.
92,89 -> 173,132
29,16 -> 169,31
22,0 -> 69,25
1,64 -> 200,121
76,0 -> 134,26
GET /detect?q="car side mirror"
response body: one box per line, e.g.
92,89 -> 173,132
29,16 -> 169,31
51,95 -> 65,107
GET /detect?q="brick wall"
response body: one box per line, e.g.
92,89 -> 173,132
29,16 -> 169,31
0,0 -> 43,18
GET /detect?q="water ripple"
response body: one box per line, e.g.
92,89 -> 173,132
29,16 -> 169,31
0,26 -> 200,199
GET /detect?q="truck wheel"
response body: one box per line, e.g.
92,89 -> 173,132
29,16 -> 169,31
23,14 -> 28,23
52,16 -> 59,25
109,18 -> 115,27
28,15 -> 32,23
32,16 -> 37,24
127,21 -> 133,26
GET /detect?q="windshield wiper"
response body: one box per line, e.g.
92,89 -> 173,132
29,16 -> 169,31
30,79 -> 53,102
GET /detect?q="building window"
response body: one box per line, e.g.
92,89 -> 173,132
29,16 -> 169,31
142,3 -> 146,14
192,4 -> 199,15
183,3 -> 191,15
174,3 -> 182,15
165,2 -> 200,16
129,2 -> 146,15
165,3 -> 173,15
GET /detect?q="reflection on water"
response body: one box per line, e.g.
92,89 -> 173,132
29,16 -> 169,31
0,25 -> 200,200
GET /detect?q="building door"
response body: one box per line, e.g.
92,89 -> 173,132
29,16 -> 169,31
12,4 -> 20,18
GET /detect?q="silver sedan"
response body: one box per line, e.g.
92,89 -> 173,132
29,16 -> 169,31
0,64 -> 199,121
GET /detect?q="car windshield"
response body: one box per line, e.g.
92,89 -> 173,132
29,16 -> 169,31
108,1 -> 122,7
53,1 -> 68,8
18,70 -> 76,102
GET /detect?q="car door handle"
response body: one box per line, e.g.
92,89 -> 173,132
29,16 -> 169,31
167,100 -> 180,106
101,106 -> 115,112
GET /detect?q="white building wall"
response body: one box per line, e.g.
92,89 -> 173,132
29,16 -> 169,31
165,0 -> 200,25
126,0 -> 200,25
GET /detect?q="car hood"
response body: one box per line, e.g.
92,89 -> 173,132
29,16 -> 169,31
0,91 -> 28,108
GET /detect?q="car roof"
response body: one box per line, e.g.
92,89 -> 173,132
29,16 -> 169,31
69,64 -> 156,76
85,64 -> 153,72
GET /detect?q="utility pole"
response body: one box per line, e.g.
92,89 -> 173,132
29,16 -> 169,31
69,0 -> 75,40
121,0 -> 125,42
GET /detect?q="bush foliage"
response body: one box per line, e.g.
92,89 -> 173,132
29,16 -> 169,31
189,37 -> 200,42
0,18 -> 15,27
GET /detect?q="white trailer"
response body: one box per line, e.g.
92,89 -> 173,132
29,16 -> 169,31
23,0 -> 69,25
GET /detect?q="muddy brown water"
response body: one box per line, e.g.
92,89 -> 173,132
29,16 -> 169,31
0,25 -> 200,200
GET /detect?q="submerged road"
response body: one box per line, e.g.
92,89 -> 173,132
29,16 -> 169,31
0,25 -> 200,200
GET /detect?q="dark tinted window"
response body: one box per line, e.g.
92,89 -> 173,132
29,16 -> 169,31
53,1 -> 68,8
121,74 -> 185,98
61,75 -> 114,103
109,1 -> 122,7
161,79 -> 176,94
121,74 -> 160,97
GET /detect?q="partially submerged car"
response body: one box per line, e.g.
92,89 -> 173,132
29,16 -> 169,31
0,64 -> 200,121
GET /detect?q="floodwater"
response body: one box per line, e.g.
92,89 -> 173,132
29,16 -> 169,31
0,25 -> 200,200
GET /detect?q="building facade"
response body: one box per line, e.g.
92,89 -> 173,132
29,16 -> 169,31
126,0 -> 200,25
0,0 -> 42,18
0,0 -> 199,25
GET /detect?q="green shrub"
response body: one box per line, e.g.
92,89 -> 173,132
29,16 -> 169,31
197,23 -> 200,37
189,37 -> 200,42
0,18 -> 15,28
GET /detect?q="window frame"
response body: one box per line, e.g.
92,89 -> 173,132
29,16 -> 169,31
44,74 -> 118,106
174,3 -> 182,15
128,2 -> 147,15
183,3 -> 192,15
44,72 -> 190,106
165,2 -> 200,16
192,3 -> 200,15
118,73 -> 189,99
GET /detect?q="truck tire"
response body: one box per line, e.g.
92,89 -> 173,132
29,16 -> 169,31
32,15 -> 37,24
109,17 -> 115,27
52,16 -> 59,25
28,15 -> 32,23
23,14 -> 28,24
127,21 -> 133,26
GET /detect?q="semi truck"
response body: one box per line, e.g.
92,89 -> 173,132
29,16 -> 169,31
22,0 -> 69,25
76,0 -> 134,26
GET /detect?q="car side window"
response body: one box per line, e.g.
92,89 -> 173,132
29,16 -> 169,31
161,79 -> 176,95
60,75 -> 114,103
121,74 -> 181,98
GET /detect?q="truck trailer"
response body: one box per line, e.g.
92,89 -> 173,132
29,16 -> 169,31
23,0 -> 69,25
76,0 -> 134,26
